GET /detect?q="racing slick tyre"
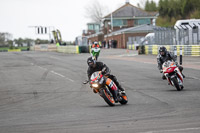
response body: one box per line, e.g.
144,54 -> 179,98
100,88 -> 115,106
171,77 -> 182,91
119,93 -> 128,105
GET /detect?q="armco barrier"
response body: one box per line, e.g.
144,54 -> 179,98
0,49 -> 8,52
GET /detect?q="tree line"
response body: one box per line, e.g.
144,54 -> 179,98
144,0 -> 200,27
0,33 -> 49,47
0,32 -> 75,47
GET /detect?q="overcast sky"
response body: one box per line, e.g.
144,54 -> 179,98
0,0 -> 159,41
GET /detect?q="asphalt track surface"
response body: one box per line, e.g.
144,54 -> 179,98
0,49 -> 200,133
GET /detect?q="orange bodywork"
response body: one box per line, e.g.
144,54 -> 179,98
105,78 -> 117,90
122,95 -> 128,100
103,89 -> 115,103
92,44 -> 100,48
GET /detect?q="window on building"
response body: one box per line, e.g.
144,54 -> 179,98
113,19 -> 127,27
134,18 -> 151,26
105,21 -> 108,27
88,24 -> 94,30
94,24 -> 100,32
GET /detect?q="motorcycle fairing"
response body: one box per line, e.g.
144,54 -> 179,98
105,78 -> 118,91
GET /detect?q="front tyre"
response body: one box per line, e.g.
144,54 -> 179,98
171,77 -> 182,91
100,89 -> 115,106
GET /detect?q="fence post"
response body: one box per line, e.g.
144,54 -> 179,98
180,46 -> 182,65
174,45 -> 177,57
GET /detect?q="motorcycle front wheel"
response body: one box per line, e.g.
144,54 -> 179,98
100,88 -> 115,106
171,77 -> 182,91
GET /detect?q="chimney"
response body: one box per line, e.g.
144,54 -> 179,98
126,0 -> 129,4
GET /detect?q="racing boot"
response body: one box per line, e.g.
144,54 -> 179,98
112,76 -> 125,92
178,66 -> 185,78
162,74 -> 166,80
182,73 -> 185,78
116,84 -> 126,95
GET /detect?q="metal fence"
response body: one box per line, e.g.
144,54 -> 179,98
154,27 -> 200,45
127,36 -> 144,45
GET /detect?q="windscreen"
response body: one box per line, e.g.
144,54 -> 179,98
90,71 -> 100,80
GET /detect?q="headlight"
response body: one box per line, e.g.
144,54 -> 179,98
92,84 -> 98,88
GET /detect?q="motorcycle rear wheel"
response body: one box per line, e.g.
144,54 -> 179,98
119,93 -> 128,105
100,89 -> 115,106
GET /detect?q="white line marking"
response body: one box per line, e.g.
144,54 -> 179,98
141,127 -> 200,133
51,71 -> 65,77
119,54 -> 138,57
65,77 -> 74,82
38,66 -> 47,70
51,71 -> 74,82
31,62 -> 74,82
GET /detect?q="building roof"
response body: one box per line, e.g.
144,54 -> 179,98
87,22 -> 101,25
105,24 -> 157,37
104,3 -> 158,19
86,31 -> 104,38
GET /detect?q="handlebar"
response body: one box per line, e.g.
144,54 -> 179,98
160,70 -> 163,73
83,80 -> 89,84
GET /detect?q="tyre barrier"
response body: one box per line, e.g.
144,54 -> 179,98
127,44 -> 139,50
129,45 -> 200,56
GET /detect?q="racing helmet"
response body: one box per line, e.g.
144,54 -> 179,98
94,41 -> 98,46
87,57 -> 96,68
159,46 -> 167,56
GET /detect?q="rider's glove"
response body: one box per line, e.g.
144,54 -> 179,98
104,73 -> 110,76
160,70 -> 163,73
101,67 -> 106,74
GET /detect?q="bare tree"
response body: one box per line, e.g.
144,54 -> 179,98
0,32 -> 12,46
85,0 -> 109,23
137,0 -> 147,9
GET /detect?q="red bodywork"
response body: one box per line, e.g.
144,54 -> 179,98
162,61 -> 183,86
164,66 -> 176,73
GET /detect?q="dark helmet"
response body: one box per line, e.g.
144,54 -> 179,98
159,46 -> 167,56
87,57 -> 96,68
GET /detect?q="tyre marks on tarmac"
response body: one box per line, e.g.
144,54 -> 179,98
31,63 -> 74,82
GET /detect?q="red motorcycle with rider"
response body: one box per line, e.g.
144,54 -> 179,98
157,46 -> 185,91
